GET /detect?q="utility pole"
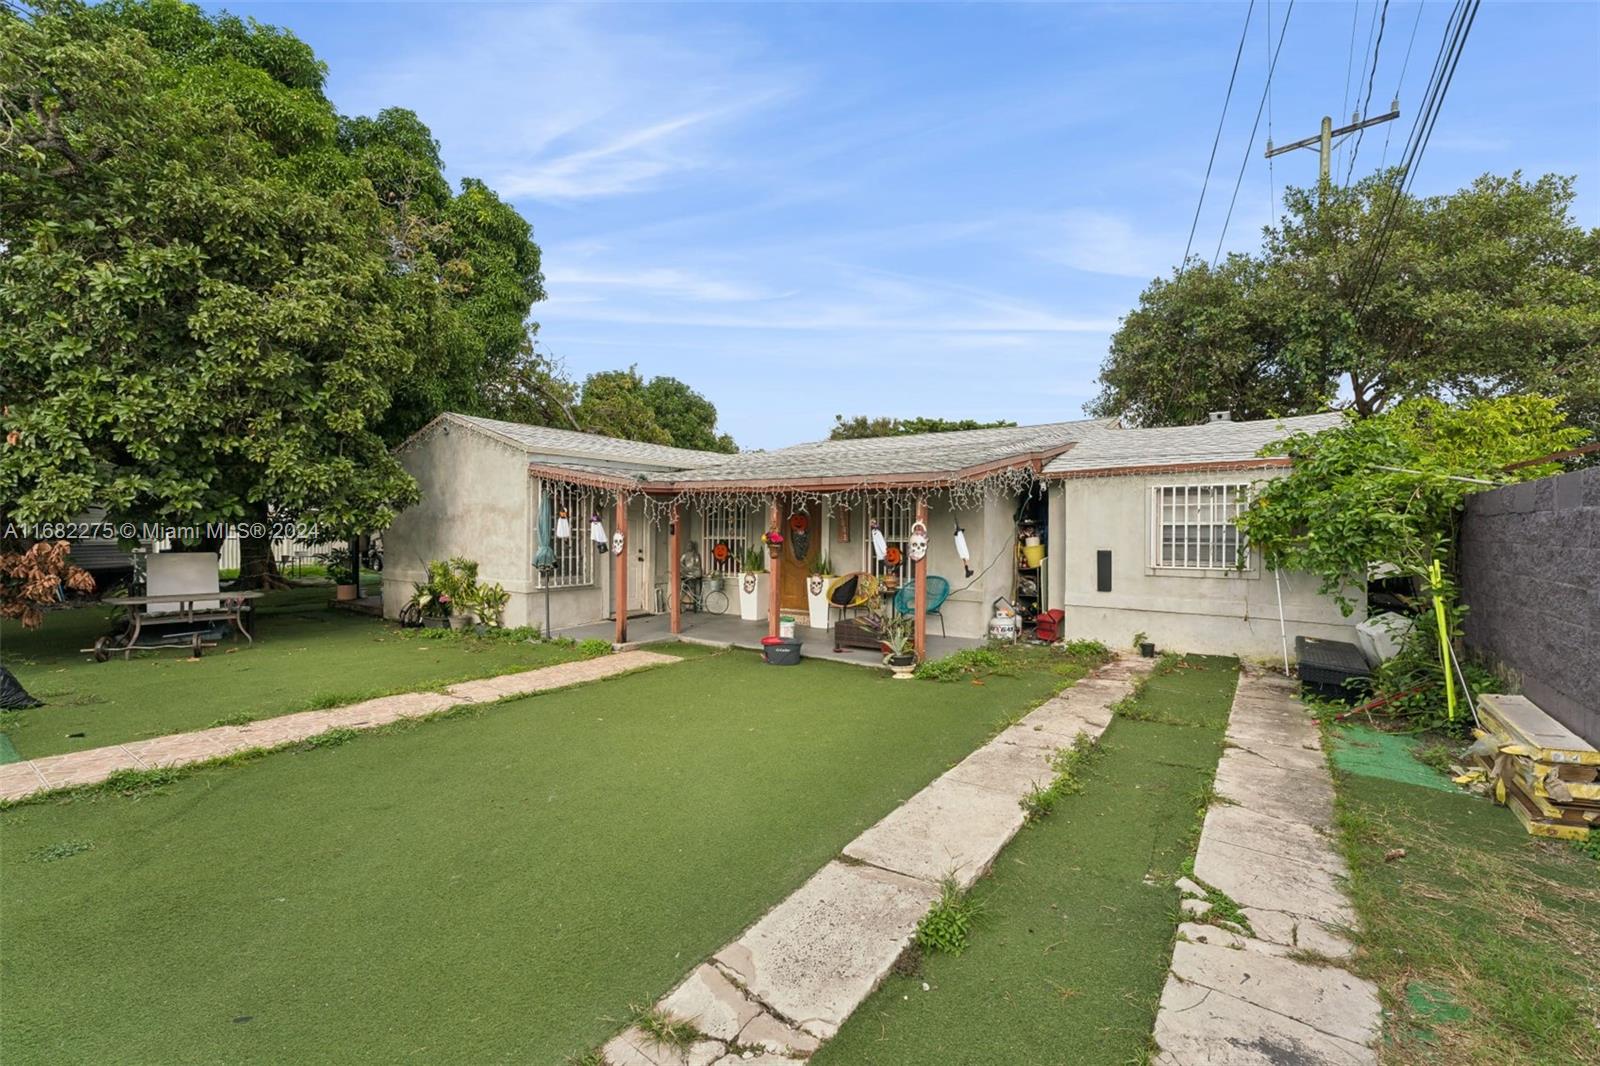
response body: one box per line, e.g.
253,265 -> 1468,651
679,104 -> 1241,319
1266,103 -> 1401,192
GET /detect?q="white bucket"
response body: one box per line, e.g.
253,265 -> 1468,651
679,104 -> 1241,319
779,616 -> 796,639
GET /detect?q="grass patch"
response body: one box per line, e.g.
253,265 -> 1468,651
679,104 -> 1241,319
813,656 -> 1239,1066
630,1004 -> 700,1050
1329,724 -> 1600,1064
1020,733 -> 1099,823
30,840 -> 94,863
0,589 -> 587,760
915,876 -> 985,957
916,641 -> 1110,684
0,647 -> 1089,1064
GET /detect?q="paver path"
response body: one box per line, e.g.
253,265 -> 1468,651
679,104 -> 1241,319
0,650 -> 678,804
1152,666 -> 1383,1066
602,653 -> 1156,1066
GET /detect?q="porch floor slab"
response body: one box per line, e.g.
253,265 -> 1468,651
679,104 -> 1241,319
560,612 -> 983,669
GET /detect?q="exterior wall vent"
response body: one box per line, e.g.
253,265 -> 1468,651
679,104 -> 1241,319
1207,410 -> 1232,423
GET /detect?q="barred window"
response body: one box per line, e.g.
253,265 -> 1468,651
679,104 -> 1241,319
1153,484 -> 1249,570
701,506 -> 758,574
869,497 -> 915,587
541,483 -> 594,588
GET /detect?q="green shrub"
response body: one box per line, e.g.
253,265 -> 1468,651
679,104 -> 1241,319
576,639 -> 614,659
914,647 -> 1003,682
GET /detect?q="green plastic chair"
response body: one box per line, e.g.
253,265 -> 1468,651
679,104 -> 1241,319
893,575 -> 950,637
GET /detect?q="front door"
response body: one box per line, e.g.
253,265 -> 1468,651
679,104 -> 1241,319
778,499 -> 819,611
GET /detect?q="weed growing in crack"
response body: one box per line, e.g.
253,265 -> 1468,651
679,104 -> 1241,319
1020,732 -> 1101,824
630,1005 -> 699,1050
916,876 -> 983,956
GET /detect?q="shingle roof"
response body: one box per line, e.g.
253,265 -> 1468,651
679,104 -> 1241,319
415,413 -> 735,471
661,419 -> 1115,484
1041,413 -> 1345,475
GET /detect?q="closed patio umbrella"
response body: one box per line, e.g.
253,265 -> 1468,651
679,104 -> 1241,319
535,488 -> 556,636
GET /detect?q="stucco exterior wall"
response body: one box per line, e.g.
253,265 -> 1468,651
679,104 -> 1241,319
1048,470 -> 1360,658
382,428 -> 537,626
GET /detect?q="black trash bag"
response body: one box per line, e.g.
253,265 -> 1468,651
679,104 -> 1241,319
0,664 -> 43,709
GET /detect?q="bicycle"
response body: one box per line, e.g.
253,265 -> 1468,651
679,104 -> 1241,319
680,573 -> 729,615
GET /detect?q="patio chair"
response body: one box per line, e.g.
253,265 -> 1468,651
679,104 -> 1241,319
827,572 -> 880,623
892,575 -> 950,637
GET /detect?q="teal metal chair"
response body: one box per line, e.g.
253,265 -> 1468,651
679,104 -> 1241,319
893,575 -> 950,637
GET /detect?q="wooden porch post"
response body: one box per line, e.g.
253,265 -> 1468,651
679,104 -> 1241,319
913,496 -> 928,661
614,496 -> 628,644
767,498 -> 782,639
668,503 -> 682,635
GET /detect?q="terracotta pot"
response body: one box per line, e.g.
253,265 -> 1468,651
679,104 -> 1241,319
335,583 -> 358,602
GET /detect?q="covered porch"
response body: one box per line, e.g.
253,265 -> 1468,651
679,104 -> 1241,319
561,611 -> 983,669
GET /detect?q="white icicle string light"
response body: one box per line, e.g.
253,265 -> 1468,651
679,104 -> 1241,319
536,467 -> 1047,535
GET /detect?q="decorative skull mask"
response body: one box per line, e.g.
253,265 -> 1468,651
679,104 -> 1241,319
908,520 -> 929,562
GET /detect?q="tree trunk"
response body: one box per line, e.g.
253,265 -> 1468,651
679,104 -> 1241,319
236,504 -> 287,590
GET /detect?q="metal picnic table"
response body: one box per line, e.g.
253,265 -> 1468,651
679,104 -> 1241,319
89,591 -> 265,661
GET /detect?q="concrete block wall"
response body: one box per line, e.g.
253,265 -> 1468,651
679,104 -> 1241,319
1460,466 -> 1599,745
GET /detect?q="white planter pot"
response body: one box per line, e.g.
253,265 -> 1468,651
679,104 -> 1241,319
738,571 -> 768,621
806,575 -> 831,630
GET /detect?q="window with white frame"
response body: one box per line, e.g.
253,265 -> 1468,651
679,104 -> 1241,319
701,506 -> 756,574
869,497 -> 915,587
541,483 -> 594,588
1152,484 -> 1250,570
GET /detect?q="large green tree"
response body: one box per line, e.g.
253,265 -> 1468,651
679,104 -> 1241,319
828,415 -> 1018,440
1092,172 -> 1600,435
0,1 -> 557,581
574,368 -> 737,452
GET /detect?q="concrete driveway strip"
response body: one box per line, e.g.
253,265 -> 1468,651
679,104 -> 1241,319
1152,665 -> 1382,1065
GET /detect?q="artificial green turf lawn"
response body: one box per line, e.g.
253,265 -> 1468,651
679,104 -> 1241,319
0,589 -> 584,760
0,645 -> 1094,1065
1329,727 -> 1600,1065
813,656 -> 1239,1066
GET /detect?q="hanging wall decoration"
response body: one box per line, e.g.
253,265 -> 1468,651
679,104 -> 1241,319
908,520 -> 928,562
763,529 -> 785,558
788,512 -> 810,561
556,508 -> 572,539
712,541 -> 730,565
870,519 -> 888,563
611,529 -> 625,555
589,515 -> 609,553
884,546 -> 902,567
954,526 -> 974,577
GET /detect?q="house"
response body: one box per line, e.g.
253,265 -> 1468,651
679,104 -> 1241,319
383,411 -> 1359,659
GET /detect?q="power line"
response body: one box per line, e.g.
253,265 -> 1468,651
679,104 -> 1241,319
1213,0 -> 1296,266
1337,1 -> 1362,176
1181,0 -> 1257,271
1379,0 -> 1428,170
1345,0 -> 1391,184
1349,0 -> 1479,315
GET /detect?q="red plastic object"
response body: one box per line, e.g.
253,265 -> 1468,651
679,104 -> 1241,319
760,636 -> 784,646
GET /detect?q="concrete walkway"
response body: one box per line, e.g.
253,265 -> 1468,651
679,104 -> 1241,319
0,650 -> 678,804
602,654 -> 1156,1066
1152,667 -> 1382,1066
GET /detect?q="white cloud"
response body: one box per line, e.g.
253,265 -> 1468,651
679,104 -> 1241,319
1038,208 -> 1180,280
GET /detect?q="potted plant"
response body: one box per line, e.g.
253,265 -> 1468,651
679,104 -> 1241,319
473,583 -> 510,630
409,572 -> 450,628
1134,630 -> 1156,658
738,544 -> 768,622
324,547 -> 359,602
806,554 -> 832,631
881,615 -> 917,679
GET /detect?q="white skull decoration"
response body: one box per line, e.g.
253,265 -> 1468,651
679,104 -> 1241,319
908,520 -> 929,562
611,529 -> 625,555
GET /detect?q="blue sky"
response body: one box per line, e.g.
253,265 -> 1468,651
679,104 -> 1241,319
219,1 -> 1599,449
